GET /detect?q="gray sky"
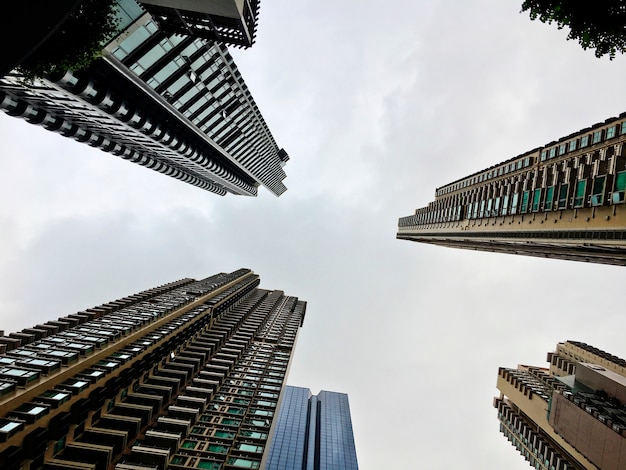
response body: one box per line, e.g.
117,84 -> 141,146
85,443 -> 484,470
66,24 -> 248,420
1,1 -> 626,468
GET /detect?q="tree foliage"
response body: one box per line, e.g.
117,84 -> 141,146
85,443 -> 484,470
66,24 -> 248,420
521,0 -> 626,59
18,0 -> 120,80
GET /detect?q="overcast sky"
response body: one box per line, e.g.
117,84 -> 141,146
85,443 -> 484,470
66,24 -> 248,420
1,1 -> 626,469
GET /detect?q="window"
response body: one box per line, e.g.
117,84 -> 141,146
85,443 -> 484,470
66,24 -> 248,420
615,171 -> 626,192
511,193 -> 519,214
237,443 -> 263,453
590,176 -> 606,206
574,180 -> 587,207
227,458 -> 260,469
606,126 -> 617,139
540,150 -> 547,161
532,189 -> 542,212
568,140 -> 577,152
548,148 -> 556,159
521,191 -> 530,213
182,440 -> 197,449
613,171 -> 626,203
544,186 -> 555,211
580,135 -> 589,147
208,444 -> 228,454
592,130 -> 603,144
558,144 -> 567,155
621,121 -> 626,135
197,460 -> 220,469
240,431 -> 267,440
558,184 -> 569,209
53,436 -> 66,455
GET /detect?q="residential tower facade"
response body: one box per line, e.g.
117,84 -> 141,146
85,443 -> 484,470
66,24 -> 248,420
398,113 -> 626,265
495,341 -> 626,469
0,268 -> 306,470
0,0 -> 289,197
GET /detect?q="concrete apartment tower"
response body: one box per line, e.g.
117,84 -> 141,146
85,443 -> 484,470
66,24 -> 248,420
495,341 -> 626,469
0,0 -> 289,197
398,113 -> 626,265
264,386 -> 359,469
0,269 -> 306,470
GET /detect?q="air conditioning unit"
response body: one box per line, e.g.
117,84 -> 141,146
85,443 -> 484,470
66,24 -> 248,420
612,191 -> 625,204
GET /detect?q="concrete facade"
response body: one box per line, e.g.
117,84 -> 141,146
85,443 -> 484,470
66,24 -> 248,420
495,341 -> 626,470
398,114 -> 626,265
0,269 -> 306,470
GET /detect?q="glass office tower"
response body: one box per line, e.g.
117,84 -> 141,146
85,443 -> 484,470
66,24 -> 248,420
0,269 -> 306,470
398,113 -> 626,265
0,0 -> 289,197
264,386 -> 359,470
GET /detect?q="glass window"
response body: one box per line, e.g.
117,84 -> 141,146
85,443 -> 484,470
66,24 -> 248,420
208,444 -> 228,454
606,126 -> 616,139
592,176 -> 606,195
182,440 -> 197,449
548,148 -> 556,159
511,193 -> 519,214
568,140 -> 577,152
532,189 -> 541,212
621,122 -> 626,135
580,135 -> 589,147
521,191 -> 530,212
615,171 -> 626,192
240,431 -> 267,439
198,460 -> 220,470
558,144 -> 567,155
227,458 -> 260,469
574,180 -> 587,207
558,184 -> 569,209
591,176 -> 606,205
545,186 -> 555,211
592,130 -> 602,144
237,443 -> 263,453
540,150 -> 547,161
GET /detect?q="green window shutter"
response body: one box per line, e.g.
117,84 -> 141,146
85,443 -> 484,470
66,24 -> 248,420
545,186 -> 554,210
574,180 -> 586,207
616,171 -> 626,191
532,189 -> 541,211
521,191 -> 529,212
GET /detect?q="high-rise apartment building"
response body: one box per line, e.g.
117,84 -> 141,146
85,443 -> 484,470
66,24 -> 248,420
263,386 -> 358,470
0,0 -> 289,197
398,113 -> 626,265
137,0 -> 261,48
494,341 -> 626,470
0,268 -> 306,470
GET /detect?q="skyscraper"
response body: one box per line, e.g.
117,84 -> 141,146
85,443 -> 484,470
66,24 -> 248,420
137,0 -> 261,48
0,268 -> 306,470
494,340 -> 626,469
264,386 -> 359,470
0,0 -> 289,197
397,113 -> 626,265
